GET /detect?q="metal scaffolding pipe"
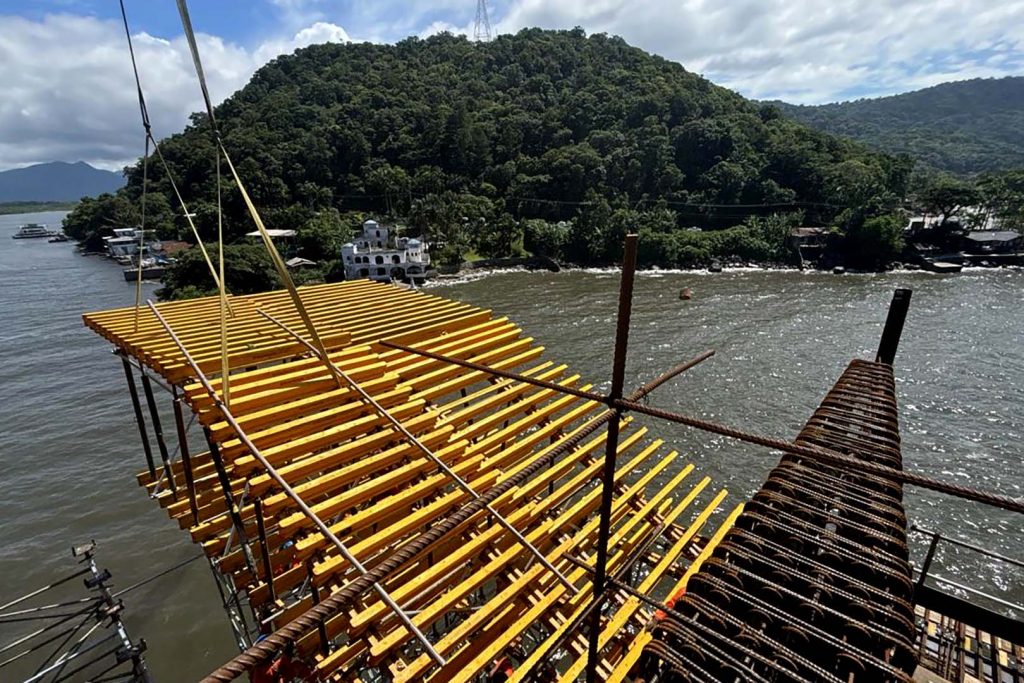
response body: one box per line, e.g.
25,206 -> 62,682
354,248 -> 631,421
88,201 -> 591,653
172,388 -> 200,524
119,354 -> 156,478
140,370 -> 176,495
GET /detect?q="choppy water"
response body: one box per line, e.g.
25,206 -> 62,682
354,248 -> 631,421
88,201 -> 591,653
1,212 -> 1021,680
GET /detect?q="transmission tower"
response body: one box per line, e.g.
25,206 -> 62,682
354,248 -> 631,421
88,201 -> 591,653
474,0 -> 492,41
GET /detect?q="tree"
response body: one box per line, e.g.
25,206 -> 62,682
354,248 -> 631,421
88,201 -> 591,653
297,208 -> 346,261
158,244 -> 278,300
476,214 -> 523,258
522,219 -> 569,259
365,160 -> 411,216
840,214 -> 904,270
62,193 -> 142,251
919,176 -> 981,227
978,169 -> 1024,232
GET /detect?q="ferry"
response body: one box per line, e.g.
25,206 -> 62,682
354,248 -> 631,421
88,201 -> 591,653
11,223 -> 57,239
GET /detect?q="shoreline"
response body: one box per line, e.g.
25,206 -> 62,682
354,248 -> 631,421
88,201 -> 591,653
426,261 -> 1022,287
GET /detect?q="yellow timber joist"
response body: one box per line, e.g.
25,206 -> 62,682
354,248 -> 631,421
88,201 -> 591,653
83,280 -> 740,680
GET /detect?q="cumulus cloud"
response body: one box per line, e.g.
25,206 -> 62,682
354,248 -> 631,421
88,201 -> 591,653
494,0 -> 1024,102
2,1 -> 1022,169
0,13 -> 349,171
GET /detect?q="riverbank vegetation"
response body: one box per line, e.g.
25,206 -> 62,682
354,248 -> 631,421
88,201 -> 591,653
61,30 -> 1020,298
1,200 -> 77,215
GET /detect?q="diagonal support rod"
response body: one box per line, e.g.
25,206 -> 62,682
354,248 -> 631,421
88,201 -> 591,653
256,307 -> 580,594
145,300 -> 446,667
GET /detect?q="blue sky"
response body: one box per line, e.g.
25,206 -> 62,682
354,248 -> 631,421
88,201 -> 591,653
0,0 -> 1021,169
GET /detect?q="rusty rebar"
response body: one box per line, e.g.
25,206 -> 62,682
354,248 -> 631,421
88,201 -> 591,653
586,233 -> 637,683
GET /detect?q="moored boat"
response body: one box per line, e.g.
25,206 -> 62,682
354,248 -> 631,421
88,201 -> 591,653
12,223 -> 57,239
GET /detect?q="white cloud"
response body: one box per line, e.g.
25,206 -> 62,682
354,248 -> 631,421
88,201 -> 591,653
0,13 -> 350,171
494,0 -> 1024,103
1,1 -> 1021,170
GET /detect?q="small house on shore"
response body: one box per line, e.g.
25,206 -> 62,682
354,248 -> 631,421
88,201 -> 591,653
103,228 -> 160,261
341,219 -> 432,283
964,230 -> 1022,253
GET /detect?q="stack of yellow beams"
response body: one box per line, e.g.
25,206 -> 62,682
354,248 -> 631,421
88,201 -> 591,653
84,281 -> 739,681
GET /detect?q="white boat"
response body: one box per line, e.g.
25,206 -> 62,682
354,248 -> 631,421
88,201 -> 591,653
12,223 -> 57,239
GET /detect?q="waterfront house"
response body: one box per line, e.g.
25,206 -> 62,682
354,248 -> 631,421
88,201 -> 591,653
103,227 -> 160,261
341,219 -> 431,282
964,230 -> 1022,253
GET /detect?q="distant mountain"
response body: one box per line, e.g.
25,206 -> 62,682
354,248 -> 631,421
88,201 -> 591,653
0,161 -> 124,202
770,77 -> 1024,175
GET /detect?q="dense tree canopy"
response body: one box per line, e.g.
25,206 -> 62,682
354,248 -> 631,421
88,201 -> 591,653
771,77 -> 1024,176
66,28 -> 922,293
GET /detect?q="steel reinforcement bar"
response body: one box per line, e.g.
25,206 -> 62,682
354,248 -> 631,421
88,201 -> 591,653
641,358 -> 919,682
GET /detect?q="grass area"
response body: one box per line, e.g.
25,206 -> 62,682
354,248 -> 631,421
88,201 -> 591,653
0,201 -> 77,215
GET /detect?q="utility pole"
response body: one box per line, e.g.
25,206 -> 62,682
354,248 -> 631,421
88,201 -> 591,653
474,0 -> 492,41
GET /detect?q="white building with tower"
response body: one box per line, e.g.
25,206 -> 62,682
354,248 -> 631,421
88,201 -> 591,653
341,219 -> 432,283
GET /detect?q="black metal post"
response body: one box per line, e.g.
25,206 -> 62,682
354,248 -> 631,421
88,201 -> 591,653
139,371 -> 175,493
307,561 -> 330,656
254,498 -> 276,604
876,288 -> 912,365
172,389 -> 199,524
204,428 -> 258,578
585,234 -> 638,683
120,355 -> 156,478
916,531 -> 941,590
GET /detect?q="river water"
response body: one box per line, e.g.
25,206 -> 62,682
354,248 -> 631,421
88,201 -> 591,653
1,211 -> 1021,680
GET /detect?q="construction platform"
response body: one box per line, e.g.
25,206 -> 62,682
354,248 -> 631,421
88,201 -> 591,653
85,280 -> 743,681
83,278 -> 1015,683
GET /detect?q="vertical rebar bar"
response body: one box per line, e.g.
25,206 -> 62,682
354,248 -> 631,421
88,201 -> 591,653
120,355 -> 156,478
585,234 -> 638,683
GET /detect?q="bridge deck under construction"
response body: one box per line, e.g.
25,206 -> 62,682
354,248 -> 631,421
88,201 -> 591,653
83,279 -> 928,682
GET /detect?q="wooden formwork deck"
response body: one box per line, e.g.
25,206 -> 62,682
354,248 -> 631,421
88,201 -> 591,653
84,281 -> 738,681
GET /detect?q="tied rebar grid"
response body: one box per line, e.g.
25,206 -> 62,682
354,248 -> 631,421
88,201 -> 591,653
642,359 -> 918,682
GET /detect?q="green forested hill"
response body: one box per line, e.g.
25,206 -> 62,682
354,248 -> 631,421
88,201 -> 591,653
771,77 -> 1024,176
67,29 -> 913,285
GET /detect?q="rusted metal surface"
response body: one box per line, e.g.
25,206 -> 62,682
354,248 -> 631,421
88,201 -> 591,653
639,359 -> 919,682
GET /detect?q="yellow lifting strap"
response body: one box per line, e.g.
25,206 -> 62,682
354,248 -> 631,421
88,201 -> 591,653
218,145 -> 337,384
216,148 -> 230,407
118,0 -> 228,329
173,0 -> 338,397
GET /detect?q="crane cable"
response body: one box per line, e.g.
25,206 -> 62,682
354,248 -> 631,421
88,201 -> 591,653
216,148 -> 229,406
118,0 -> 228,331
175,0 -> 338,388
